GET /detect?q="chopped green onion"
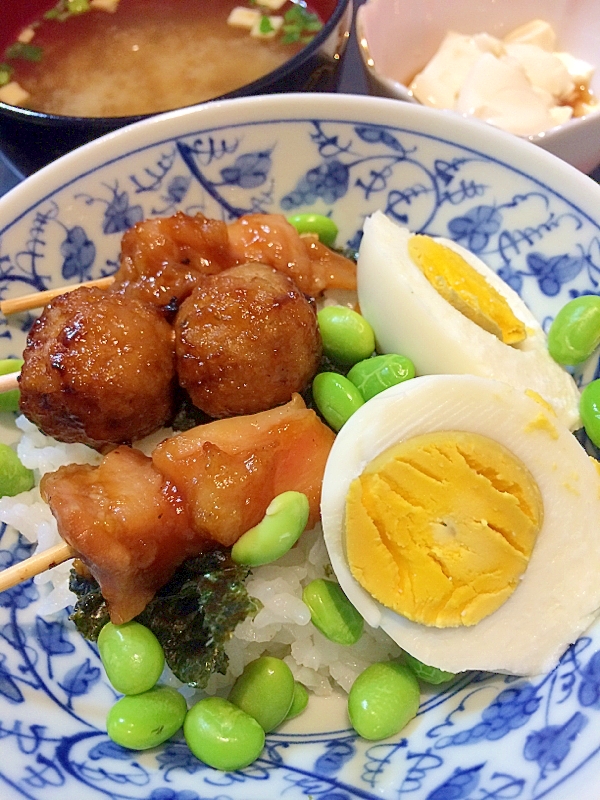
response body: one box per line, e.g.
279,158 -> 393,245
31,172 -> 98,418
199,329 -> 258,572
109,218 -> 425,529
68,0 -> 91,14
281,5 -> 323,44
259,14 -> 275,34
45,0 -> 90,21
0,64 -> 13,87
4,42 -> 43,62
282,27 -> 301,44
304,19 -> 323,32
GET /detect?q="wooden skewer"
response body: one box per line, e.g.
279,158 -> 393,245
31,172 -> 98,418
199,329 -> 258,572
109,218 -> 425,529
1,276 -> 115,316
0,541 -> 76,593
0,372 -> 19,393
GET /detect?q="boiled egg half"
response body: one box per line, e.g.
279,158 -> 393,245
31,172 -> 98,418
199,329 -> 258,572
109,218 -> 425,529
320,374 -> 600,676
357,211 -> 581,430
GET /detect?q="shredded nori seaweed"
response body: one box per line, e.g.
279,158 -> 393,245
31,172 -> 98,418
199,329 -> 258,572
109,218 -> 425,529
69,569 -> 111,639
171,388 -> 213,431
69,547 -> 257,688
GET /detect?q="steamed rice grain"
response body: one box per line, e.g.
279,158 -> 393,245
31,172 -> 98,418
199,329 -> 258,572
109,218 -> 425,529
0,417 -> 401,696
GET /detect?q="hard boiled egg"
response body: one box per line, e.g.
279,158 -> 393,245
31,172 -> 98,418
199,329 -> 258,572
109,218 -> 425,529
320,374 -> 600,676
357,211 -> 581,430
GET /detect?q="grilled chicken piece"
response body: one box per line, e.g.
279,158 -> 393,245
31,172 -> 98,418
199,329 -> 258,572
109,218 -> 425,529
41,396 -> 335,622
152,394 -> 335,546
227,213 -> 357,296
114,212 -> 235,313
41,446 -> 199,624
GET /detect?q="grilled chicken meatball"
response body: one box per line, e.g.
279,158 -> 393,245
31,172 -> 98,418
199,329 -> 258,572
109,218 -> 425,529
19,286 -> 176,449
174,263 -> 322,418
113,212 -> 235,313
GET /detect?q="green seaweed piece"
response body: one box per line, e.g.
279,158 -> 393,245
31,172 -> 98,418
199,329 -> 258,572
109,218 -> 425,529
69,548 -> 257,688
69,569 -> 111,640
170,390 -> 212,431
137,550 -> 257,686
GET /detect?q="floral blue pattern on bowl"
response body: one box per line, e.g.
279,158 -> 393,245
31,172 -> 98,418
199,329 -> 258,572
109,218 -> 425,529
1,93 -> 600,799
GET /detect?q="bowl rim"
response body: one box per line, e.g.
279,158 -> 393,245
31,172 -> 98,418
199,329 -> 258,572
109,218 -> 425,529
2,91 -> 600,237
0,0 -> 353,125
354,0 -> 600,145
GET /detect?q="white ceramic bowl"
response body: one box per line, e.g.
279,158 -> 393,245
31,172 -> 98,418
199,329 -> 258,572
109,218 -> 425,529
2,93 -> 600,798
357,0 -> 600,172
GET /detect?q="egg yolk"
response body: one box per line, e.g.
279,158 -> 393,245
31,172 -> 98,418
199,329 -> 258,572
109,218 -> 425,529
345,430 -> 543,628
408,235 -> 527,345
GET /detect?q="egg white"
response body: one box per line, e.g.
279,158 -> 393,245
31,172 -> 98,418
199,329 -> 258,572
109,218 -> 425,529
320,374 -> 600,676
357,211 -> 581,430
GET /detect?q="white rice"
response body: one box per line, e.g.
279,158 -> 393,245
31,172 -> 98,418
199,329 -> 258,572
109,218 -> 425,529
0,416 -> 401,696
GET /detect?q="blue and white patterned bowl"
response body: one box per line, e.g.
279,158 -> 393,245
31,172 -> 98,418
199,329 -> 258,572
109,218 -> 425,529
2,93 -> 600,800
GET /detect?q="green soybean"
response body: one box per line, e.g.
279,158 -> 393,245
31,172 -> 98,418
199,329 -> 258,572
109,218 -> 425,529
184,696 -> 265,771
348,661 -> 420,741
228,655 -> 295,732
0,443 -> 34,497
312,372 -> 364,431
98,620 -> 165,695
287,213 -> 338,247
285,681 -> 309,720
403,652 -> 456,685
580,379 -> 600,447
231,491 -> 309,566
548,295 -> 600,365
107,685 -> 187,750
347,354 -> 416,401
302,579 -> 364,645
317,306 -> 375,365
0,358 -> 23,413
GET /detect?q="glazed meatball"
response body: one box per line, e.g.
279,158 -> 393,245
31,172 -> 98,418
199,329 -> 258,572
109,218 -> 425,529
113,212 -> 235,313
174,263 -> 322,418
19,286 -> 176,448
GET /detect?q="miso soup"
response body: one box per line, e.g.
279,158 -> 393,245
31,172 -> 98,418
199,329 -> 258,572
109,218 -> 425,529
0,0 -> 326,117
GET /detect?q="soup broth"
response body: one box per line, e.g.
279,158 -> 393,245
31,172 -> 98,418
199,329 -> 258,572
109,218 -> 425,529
1,0 -> 324,117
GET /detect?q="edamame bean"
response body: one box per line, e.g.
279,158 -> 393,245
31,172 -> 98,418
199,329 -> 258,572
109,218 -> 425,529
302,579 -> 364,645
403,652 -> 455,685
580,379 -> 600,447
107,685 -> 187,750
231,491 -> 309,566
548,295 -> 600,365
285,681 -> 309,720
348,661 -> 420,741
347,354 -> 416,401
184,696 -> 265,771
0,358 -> 23,413
228,655 -> 295,732
317,306 -> 375,365
312,372 -> 364,431
287,213 -> 338,248
98,620 -> 165,695
0,443 -> 34,497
